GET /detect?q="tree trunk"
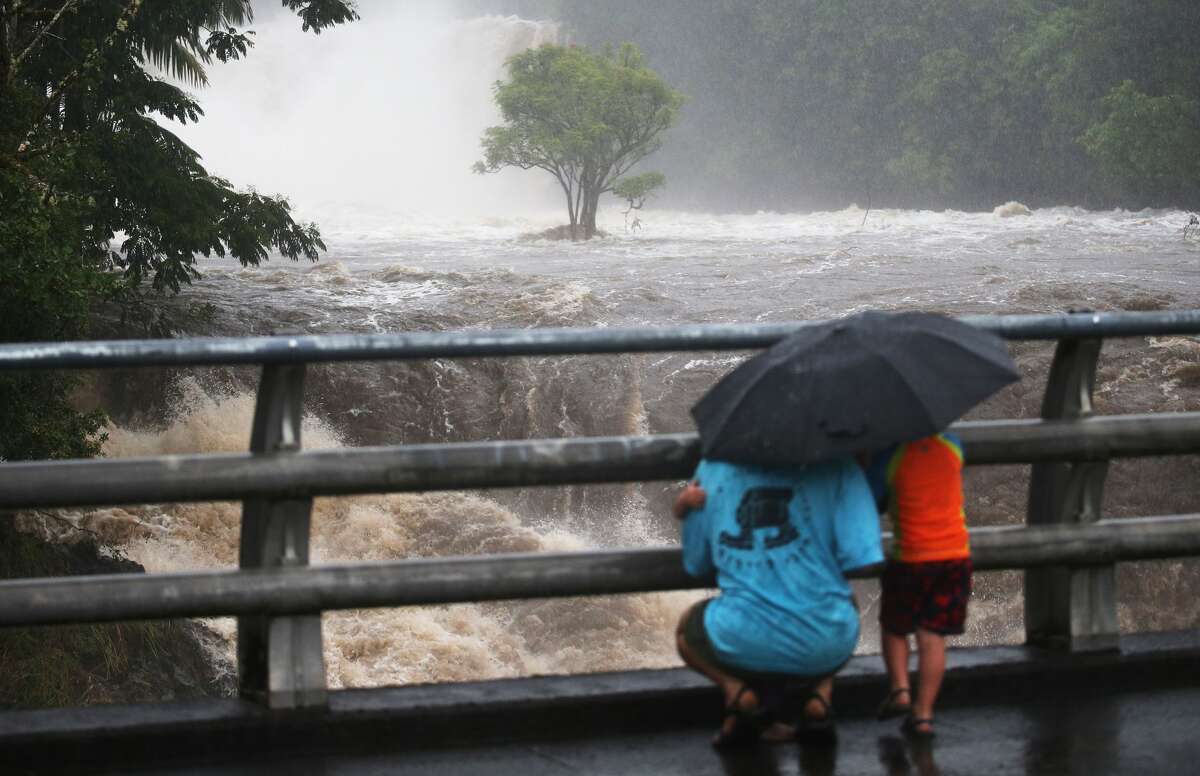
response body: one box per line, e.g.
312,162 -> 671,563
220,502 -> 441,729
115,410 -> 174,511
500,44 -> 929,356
579,185 -> 601,239
572,180 -> 587,240
556,173 -> 577,230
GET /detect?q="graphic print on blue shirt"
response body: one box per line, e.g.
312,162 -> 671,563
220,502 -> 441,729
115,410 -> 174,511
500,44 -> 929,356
720,488 -> 800,550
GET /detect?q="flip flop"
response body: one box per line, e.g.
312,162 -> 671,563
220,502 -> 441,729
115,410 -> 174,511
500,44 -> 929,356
877,687 -> 913,720
712,685 -> 771,749
901,714 -> 935,739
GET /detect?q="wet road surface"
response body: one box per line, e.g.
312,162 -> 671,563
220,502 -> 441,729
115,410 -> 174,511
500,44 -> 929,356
149,681 -> 1198,775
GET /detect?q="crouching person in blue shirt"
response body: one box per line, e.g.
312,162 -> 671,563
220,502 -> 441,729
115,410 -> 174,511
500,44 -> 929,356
674,456 -> 884,748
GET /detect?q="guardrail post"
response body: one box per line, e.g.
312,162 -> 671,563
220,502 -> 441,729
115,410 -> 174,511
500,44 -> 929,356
1025,335 -> 1118,651
237,363 -> 328,708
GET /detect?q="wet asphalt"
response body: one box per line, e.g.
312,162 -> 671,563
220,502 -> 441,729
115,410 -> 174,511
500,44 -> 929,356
148,682 -> 1199,775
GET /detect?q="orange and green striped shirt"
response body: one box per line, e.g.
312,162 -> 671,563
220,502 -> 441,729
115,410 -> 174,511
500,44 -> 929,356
866,433 -> 970,563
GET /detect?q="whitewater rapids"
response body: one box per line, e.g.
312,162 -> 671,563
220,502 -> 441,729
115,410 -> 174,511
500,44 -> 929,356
50,4 -> 1200,689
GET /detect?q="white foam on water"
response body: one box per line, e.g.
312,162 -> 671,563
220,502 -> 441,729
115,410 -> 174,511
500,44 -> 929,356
77,380 -> 700,688
993,201 -> 1033,218
103,2 -> 1200,686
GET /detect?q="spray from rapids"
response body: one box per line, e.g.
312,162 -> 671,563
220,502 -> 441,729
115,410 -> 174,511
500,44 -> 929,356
67,9 -> 709,687
169,7 -> 562,219
67,379 -> 698,688
65,0 -> 1200,688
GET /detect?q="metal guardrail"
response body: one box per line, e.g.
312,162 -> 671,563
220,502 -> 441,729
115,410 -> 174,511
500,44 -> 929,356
1,309 -> 1199,370
4,414 -> 1200,509
0,515 -> 1197,628
2,309 -> 1200,709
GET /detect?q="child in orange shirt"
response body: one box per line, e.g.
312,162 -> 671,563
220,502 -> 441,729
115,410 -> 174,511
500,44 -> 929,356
866,433 -> 972,739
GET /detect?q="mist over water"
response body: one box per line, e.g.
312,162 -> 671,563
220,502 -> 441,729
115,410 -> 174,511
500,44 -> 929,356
67,7 -> 1200,688
170,5 -> 561,219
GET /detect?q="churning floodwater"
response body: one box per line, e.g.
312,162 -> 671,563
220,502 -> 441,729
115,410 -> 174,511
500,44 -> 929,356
48,9 -> 1200,689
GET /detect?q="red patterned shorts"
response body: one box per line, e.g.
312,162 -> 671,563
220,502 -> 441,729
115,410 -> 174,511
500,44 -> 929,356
880,558 -> 973,636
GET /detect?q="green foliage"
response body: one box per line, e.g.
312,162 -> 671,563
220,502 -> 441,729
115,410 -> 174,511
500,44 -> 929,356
1081,81 -> 1200,203
476,43 -> 683,238
0,374 -> 107,463
0,171 -> 111,461
613,171 -> 666,203
554,0 -> 1200,210
0,0 -> 355,461
613,171 -> 665,231
285,0 -> 361,34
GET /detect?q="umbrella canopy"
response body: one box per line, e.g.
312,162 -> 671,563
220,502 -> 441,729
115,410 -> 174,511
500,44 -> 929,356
691,311 -> 1020,466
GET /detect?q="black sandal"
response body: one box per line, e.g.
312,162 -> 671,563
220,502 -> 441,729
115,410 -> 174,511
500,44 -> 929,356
901,714 -> 935,739
794,691 -> 836,745
712,685 -> 771,749
877,687 -> 912,720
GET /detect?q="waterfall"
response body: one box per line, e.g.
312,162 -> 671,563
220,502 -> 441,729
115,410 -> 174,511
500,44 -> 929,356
168,6 -> 562,220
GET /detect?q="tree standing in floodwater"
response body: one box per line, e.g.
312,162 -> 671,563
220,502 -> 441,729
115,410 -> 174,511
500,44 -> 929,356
474,43 -> 683,240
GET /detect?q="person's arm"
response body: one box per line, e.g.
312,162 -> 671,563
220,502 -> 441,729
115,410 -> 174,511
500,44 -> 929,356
677,468 -> 716,578
673,481 -> 706,520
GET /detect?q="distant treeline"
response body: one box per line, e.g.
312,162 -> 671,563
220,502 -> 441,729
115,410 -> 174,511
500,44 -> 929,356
490,0 -> 1200,212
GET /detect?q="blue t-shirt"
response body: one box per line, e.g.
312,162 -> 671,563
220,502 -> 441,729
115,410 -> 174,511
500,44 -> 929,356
681,457 -> 883,676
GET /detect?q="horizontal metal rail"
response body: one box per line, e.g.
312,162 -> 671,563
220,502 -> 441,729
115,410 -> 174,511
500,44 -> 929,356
954,412 -> 1200,463
2,310 -> 1199,371
0,515 -> 1196,628
3,413 -> 1199,510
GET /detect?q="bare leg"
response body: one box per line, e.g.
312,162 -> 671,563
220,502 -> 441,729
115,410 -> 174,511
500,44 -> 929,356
881,629 -> 913,707
676,608 -> 758,739
912,627 -> 946,732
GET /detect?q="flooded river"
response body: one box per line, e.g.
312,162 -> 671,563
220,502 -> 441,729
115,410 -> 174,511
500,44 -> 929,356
47,8 -> 1200,689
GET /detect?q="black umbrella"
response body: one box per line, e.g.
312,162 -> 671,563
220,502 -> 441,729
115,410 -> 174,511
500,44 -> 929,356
691,311 -> 1020,466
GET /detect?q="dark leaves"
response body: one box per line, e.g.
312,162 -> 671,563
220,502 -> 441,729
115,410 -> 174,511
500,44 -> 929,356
0,0 -> 358,461
283,0 -> 361,34
205,28 -> 255,63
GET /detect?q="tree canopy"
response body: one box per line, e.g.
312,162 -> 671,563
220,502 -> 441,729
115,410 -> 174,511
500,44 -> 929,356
546,0 -> 1200,211
0,0 -> 358,460
612,171 -> 664,231
475,43 -> 683,239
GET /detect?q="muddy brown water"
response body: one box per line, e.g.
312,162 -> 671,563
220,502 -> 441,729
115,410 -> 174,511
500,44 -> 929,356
57,206 -> 1200,689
